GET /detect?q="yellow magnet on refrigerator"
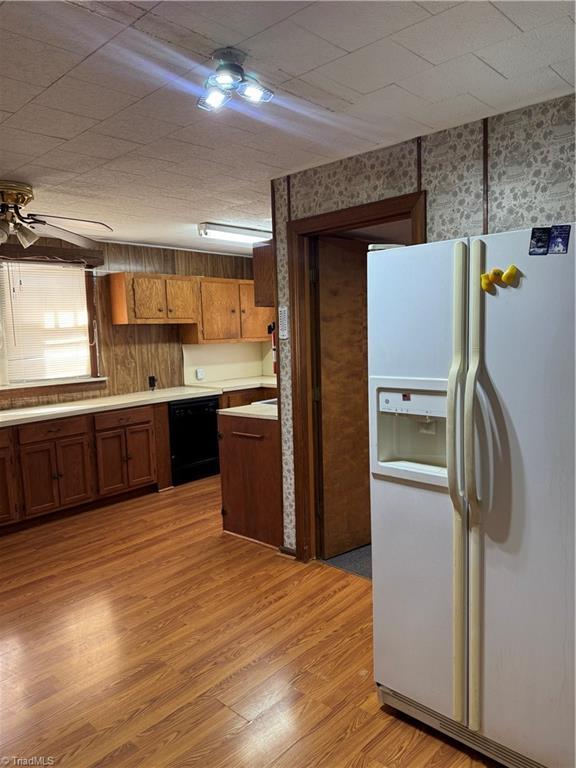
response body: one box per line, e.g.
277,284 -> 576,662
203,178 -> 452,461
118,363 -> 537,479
502,264 -> 519,285
481,273 -> 493,292
489,268 -> 504,283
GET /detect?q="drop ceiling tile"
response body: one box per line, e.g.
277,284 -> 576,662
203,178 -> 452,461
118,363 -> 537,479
154,1 -> 308,46
126,83 -> 208,126
415,93 -> 495,129
169,122 -> 256,149
136,139 -> 235,173
66,0 -> 152,25
0,126 -> 64,157
0,76 -> 43,112
0,111 -> 11,124
552,59 -> 575,86
14,163 -> 81,187
34,76 -> 139,119
133,13 -> 220,57
58,133 -> 142,159
344,84 -> 435,127
416,2 -> 460,13
90,111 -> 177,144
279,78 -> 355,111
0,1 -> 126,55
392,2 -> 519,64
0,150 -> 35,175
471,66 -> 574,111
241,20 -> 347,77
399,53 -> 507,103
290,2 -> 430,52
310,37 -> 432,94
477,16 -> 575,78
68,27 -> 200,97
494,1 -> 572,31
30,148 -> 108,173
0,29 -> 82,87
3,105 -> 98,139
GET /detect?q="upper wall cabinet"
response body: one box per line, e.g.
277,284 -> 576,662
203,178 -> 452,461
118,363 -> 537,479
252,241 -> 276,307
109,273 -> 201,325
181,278 -> 275,344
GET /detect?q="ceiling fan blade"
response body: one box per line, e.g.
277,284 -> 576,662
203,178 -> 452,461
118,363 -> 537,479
29,213 -> 113,232
26,220 -> 100,249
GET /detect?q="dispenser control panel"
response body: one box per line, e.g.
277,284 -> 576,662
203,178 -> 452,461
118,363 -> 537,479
378,390 -> 446,417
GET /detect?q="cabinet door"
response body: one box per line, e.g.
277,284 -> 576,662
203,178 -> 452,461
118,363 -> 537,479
166,278 -> 200,322
20,442 -> 60,517
239,283 -> 275,340
218,415 -> 282,546
96,429 -> 128,496
126,424 -> 156,487
252,242 -> 276,307
201,280 -> 241,340
56,435 -> 95,508
133,276 -> 167,320
0,446 -> 18,524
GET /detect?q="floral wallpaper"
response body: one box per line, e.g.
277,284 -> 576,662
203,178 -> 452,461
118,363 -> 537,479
274,94 -> 575,551
290,140 -> 417,219
422,120 -> 484,242
489,96 -> 575,232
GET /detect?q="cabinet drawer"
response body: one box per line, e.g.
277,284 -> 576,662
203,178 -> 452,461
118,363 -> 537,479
18,415 -> 90,445
94,406 -> 154,431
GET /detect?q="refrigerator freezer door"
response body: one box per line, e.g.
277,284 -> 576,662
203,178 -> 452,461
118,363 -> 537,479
368,239 -> 467,721
469,227 -> 575,768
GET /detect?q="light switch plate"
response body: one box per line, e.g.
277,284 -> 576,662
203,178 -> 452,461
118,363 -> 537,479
195,368 -> 205,381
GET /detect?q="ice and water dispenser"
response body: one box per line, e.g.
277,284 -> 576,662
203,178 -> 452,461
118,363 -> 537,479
371,378 -> 448,487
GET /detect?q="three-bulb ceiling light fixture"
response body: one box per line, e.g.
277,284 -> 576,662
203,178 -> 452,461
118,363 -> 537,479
197,48 -> 274,112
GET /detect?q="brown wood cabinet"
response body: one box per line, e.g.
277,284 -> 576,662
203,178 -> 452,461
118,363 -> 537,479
110,272 -> 201,325
218,413 -> 282,547
19,416 -> 95,518
181,278 -> 274,344
0,431 -> 18,525
95,407 -> 156,496
218,387 -> 277,410
252,241 -> 276,307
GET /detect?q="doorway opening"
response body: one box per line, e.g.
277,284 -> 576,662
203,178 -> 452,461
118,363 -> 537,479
287,193 -> 426,563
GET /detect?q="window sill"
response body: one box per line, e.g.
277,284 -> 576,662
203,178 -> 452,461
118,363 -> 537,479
0,377 -> 108,397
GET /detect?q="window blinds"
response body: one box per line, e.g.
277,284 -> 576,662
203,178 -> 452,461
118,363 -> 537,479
0,262 -> 92,384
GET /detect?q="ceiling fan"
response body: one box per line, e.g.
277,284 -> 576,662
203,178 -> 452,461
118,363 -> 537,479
0,181 -> 113,249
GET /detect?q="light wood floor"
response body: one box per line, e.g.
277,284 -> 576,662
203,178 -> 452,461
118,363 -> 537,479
0,477 -> 496,767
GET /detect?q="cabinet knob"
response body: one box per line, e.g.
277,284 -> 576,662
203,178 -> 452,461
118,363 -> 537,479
52,474 -> 59,480
158,307 -> 164,312
231,309 -> 236,314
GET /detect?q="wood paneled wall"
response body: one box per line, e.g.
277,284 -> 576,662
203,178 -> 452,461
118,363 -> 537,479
0,241 -> 252,410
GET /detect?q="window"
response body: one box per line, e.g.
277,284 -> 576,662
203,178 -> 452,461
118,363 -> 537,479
0,261 -> 93,385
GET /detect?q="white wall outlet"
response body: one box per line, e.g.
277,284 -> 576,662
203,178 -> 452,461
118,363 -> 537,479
195,368 -> 205,381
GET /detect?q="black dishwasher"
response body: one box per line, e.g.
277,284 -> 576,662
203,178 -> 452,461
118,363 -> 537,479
169,397 -> 220,485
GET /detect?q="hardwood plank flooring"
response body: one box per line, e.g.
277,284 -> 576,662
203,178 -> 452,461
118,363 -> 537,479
0,478 -> 496,767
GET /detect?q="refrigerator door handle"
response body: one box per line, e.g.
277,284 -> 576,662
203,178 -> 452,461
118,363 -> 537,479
464,238 -> 485,732
447,240 -> 467,723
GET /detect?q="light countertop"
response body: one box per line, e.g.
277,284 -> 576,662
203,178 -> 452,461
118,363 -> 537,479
218,403 -> 278,421
186,375 -> 277,392
0,386 -> 222,428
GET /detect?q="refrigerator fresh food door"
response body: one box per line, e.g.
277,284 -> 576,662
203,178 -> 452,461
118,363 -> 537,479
368,240 -> 467,721
467,227 -> 574,768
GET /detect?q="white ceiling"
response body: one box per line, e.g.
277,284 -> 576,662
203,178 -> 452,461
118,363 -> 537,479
0,0 -> 573,255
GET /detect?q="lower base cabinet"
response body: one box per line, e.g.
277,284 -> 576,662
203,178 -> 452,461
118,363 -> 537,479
95,409 -> 156,496
218,413 -> 282,547
0,434 -> 19,525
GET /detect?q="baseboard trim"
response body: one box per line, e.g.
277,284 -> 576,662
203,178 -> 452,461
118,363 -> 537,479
278,545 -> 297,557
377,685 -> 546,768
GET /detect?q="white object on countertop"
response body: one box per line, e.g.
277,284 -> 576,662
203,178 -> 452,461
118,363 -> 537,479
218,403 -> 278,421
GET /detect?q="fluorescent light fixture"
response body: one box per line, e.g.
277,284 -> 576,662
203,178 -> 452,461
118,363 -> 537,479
237,77 -> 274,104
14,223 -> 39,248
197,86 -> 231,112
198,222 -> 272,245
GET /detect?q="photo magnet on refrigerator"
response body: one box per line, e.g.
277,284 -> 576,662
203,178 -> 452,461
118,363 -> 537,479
529,227 -> 550,255
548,225 -> 571,254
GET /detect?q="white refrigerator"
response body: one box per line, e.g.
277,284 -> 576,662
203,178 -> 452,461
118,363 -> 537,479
367,226 -> 574,768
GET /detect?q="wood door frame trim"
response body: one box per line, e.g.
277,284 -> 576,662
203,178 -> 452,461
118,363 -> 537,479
287,191 -> 427,561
